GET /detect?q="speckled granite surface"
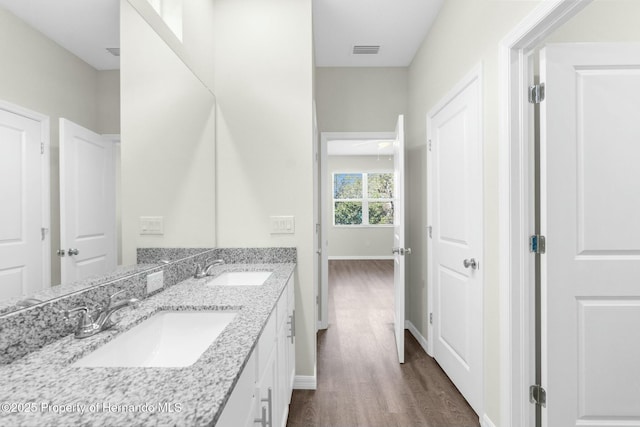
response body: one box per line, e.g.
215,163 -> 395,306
0,263 -> 295,426
0,264 -> 159,316
0,250 -> 216,364
137,248 -> 216,264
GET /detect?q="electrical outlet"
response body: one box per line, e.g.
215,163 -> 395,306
147,271 -> 164,293
270,216 -> 295,234
140,216 -> 164,235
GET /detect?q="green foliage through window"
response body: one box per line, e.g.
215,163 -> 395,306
333,172 -> 394,226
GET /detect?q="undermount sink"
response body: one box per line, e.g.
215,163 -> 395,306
205,271 -> 272,287
72,311 -> 237,368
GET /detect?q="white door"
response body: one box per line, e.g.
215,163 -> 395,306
540,43 -> 640,427
0,109 -> 43,299
428,70 -> 483,414
392,114 -> 407,364
60,118 -> 116,283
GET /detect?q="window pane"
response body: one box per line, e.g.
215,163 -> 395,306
369,201 -> 394,225
334,173 -> 362,199
368,173 -> 394,199
334,201 -> 362,225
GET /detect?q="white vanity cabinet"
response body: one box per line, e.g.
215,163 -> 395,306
216,276 -> 296,427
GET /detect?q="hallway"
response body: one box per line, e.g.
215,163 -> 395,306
287,260 -> 479,427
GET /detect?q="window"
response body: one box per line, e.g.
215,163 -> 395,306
333,172 -> 394,226
147,0 -> 183,41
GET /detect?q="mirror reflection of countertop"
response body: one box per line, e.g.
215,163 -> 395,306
0,263 -> 295,427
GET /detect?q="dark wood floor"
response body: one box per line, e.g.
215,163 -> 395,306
287,260 -> 479,427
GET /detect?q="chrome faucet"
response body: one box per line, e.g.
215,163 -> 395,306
64,290 -> 140,339
194,258 -> 225,278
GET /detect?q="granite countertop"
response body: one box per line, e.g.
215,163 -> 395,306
0,263 -> 295,427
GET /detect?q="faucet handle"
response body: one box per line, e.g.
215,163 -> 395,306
64,306 -> 94,328
194,263 -> 205,279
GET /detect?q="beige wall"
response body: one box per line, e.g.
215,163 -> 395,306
97,71 -> 121,135
545,0 -> 640,43
406,0 -> 543,423
120,0 -> 216,264
0,7 -> 120,286
315,67 -> 408,132
211,0 -> 315,376
327,155 -> 394,258
407,0 -> 640,423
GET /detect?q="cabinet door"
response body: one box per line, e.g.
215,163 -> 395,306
287,277 -> 296,398
217,350 -> 256,427
255,344 -> 277,427
277,312 -> 289,427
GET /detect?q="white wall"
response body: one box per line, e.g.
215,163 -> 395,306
0,7 -> 120,286
211,0 -> 315,377
327,155 -> 394,258
315,67 -> 407,132
120,0 -> 216,264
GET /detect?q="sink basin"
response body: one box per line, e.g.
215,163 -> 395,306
72,311 -> 237,368
205,271 -> 272,287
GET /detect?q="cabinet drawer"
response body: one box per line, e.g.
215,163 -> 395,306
277,285 -> 288,327
287,276 -> 294,312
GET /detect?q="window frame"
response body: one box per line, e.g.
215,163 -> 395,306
332,171 -> 394,227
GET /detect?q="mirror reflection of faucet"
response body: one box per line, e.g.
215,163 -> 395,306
64,290 -> 140,339
193,259 -> 225,279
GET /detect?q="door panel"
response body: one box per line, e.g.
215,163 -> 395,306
0,109 -> 42,299
429,71 -> 482,414
393,114 -> 406,364
60,119 -> 115,283
540,43 -> 640,427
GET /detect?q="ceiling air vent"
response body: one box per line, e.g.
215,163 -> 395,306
352,45 -> 380,55
106,48 -> 120,57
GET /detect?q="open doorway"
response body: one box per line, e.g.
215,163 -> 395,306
319,116 -> 409,365
318,131 -> 396,331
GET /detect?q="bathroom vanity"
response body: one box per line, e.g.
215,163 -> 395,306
0,249 -> 296,426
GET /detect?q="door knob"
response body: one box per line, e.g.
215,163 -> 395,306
56,249 -> 66,257
392,248 -> 412,256
463,258 -> 478,270
68,248 -> 79,256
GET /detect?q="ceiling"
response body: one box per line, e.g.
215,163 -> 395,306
1,0 -> 442,71
0,0 -> 119,70
313,0 -> 444,67
328,139 -> 394,156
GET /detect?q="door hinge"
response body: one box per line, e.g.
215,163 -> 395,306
40,142 -> 44,154
428,139 -> 432,151
429,313 -> 433,324
528,83 -> 545,104
529,234 -> 546,254
529,384 -> 546,407
41,227 -> 48,241
428,226 -> 432,238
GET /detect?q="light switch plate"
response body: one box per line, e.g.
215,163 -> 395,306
140,216 -> 164,235
147,270 -> 164,293
270,216 -> 295,234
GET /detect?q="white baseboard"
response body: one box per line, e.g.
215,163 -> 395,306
327,256 -> 394,260
481,414 -> 497,427
293,375 -> 317,390
405,320 -> 429,354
